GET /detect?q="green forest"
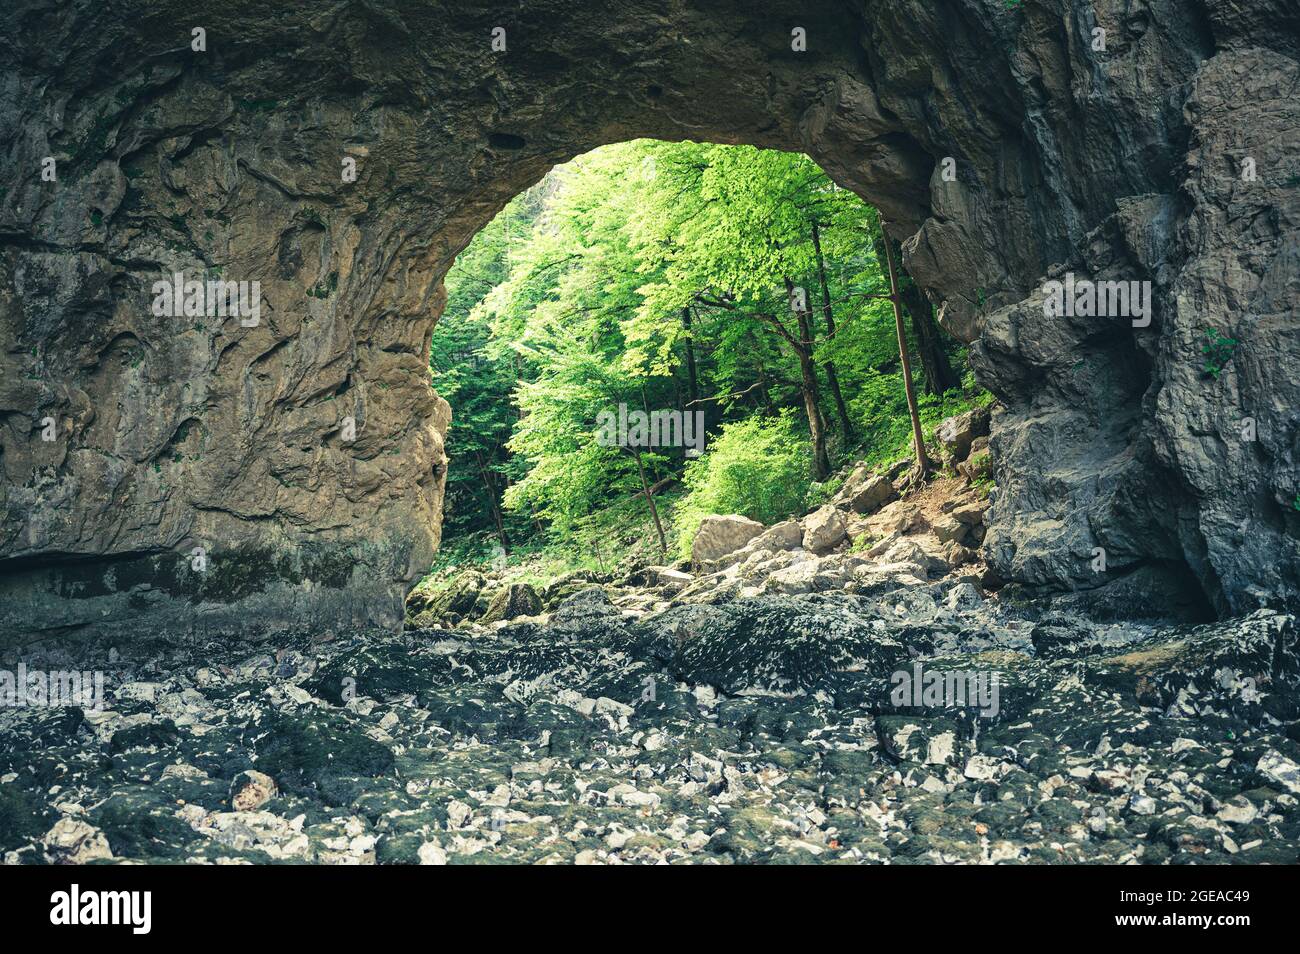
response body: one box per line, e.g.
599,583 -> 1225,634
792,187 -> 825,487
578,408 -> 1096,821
429,139 -> 991,577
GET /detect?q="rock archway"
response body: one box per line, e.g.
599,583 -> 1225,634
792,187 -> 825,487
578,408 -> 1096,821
1,0 -> 1296,642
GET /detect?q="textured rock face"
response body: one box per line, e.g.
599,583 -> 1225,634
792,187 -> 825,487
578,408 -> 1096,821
802,505 -> 848,552
691,515 -> 765,567
0,0 -> 1296,641
969,29 -> 1300,617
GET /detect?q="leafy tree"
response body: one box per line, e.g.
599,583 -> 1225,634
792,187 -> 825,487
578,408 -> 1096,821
629,143 -> 875,478
672,411 -> 812,559
428,138 -> 982,571
431,191 -> 541,548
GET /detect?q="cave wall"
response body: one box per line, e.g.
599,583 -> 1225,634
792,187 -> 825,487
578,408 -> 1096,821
0,0 -> 1296,643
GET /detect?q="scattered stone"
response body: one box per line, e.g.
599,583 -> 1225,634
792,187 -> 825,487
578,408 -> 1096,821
43,818 -> 113,864
230,770 -> 278,812
691,514 -> 764,567
802,505 -> 847,552
3,502 -> 1297,867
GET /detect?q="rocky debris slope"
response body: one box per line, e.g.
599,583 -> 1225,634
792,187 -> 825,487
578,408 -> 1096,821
3,1 -> 1296,641
407,448 -> 999,634
4,563 -> 1298,865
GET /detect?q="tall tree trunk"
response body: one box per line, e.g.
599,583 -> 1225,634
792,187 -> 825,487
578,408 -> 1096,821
873,232 -> 959,396
629,448 -> 667,557
811,221 -> 854,437
473,450 -> 510,551
901,280 -> 959,396
756,358 -> 774,413
681,306 -> 700,406
881,228 -> 932,479
785,277 -> 831,480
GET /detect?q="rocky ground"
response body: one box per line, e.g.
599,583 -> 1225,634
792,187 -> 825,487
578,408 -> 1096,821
4,425 -> 1299,865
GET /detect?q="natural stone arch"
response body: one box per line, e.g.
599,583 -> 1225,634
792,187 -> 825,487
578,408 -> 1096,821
1,0 -> 1296,642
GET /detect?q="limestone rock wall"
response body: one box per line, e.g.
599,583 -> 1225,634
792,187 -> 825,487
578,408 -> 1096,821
0,0 -> 1295,641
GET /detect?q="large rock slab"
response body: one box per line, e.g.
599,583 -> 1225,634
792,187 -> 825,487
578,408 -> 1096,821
802,506 -> 848,553
479,582 -> 542,624
691,515 -> 764,568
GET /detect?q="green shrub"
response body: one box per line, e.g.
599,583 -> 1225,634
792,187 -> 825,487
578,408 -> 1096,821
672,411 -> 812,559
1202,329 -> 1237,379
806,473 -> 845,510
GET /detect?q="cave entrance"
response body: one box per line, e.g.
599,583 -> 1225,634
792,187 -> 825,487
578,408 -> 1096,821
420,139 -> 972,604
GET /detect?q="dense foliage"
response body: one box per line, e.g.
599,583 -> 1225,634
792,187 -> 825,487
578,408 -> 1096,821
671,411 -> 813,560
429,140 -> 985,569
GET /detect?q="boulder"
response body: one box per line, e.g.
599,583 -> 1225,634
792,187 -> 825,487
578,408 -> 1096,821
1257,751 -> 1300,796
230,770 -> 278,812
950,500 -> 989,525
752,519 -> 804,552
761,559 -> 850,595
633,597 -> 907,694
405,571 -> 485,629
842,462 -> 872,489
848,474 -> 897,514
831,463 -> 872,504
480,582 -> 543,624
802,506 -> 848,553
936,406 -> 991,463
876,715 -> 965,766
945,581 -> 983,609
700,519 -> 803,573
654,568 -> 695,594
862,501 -> 921,537
958,436 -> 992,483
549,586 -> 621,629
940,541 -> 978,568
542,569 -> 604,600
42,818 -> 113,864
865,531 -> 903,559
760,561 -> 822,595
875,537 -> 948,578
738,548 -> 798,580
672,574 -> 744,606
933,515 -> 970,545
691,515 -> 764,567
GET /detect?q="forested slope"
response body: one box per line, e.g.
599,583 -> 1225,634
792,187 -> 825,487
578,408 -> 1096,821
430,141 -> 988,575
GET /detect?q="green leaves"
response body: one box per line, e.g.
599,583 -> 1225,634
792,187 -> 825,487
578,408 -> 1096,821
672,411 -> 813,558
1201,328 -> 1238,379
430,137 -> 972,555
